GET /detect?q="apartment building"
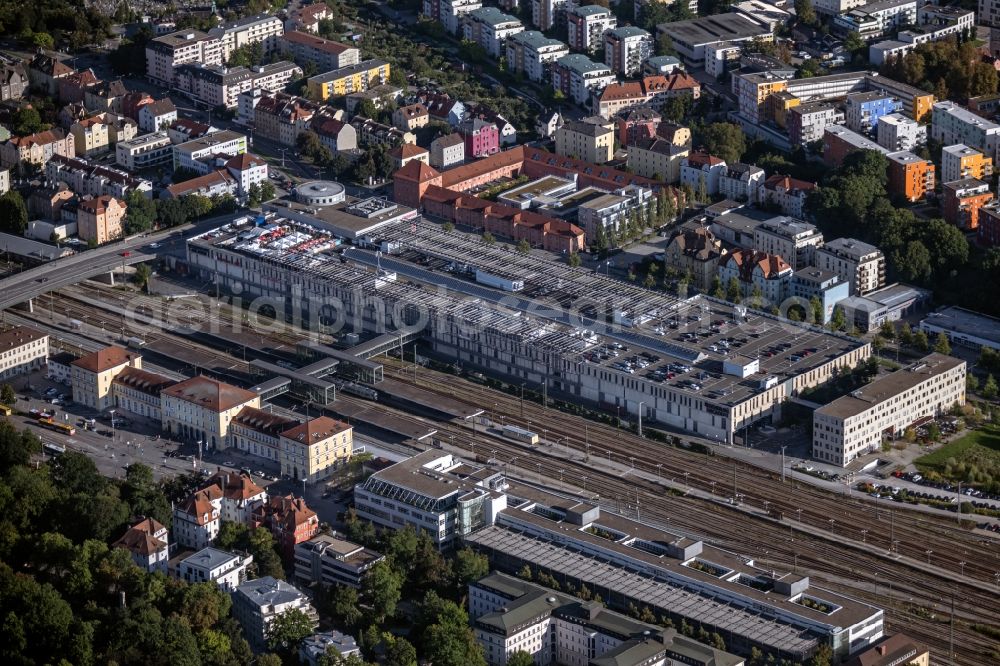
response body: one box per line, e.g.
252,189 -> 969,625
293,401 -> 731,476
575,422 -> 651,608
351,116 -> 415,147
0,326 -> 49,382
823,125 -> 888,167
312,116 -> 357,154
173,130 -> 248,171
145,30 -> 223,85
253,494 -> 321,557
0,62 -> 28,102
758,174 -> 816,218
626,136 -> 689,183
279,416 -> 353,482
69,116 -> 111,156
462,7 -> 524,58
876,113 -> 925,152
941,144 -> 993,185
604,26 -> 653,76
431,133 -> 466,169
942,178 -> 993,230
285,2 -> 333,33
164,170 -> 238,199
832,0 -> 917,40
169,488 -> 221,548
470,573 -> 745,666
45,154 -> 151,200
232,577 -> 318,651
531,0 -> 571,31
664,227 -> 726,291
111,367 -> 176,421
77,195 -> 127,245
931,101 -> 1000,161
306,59 -> 391,101
815,237 -> 886,296
71,346 -> 141,411
250,92 -> 320,146
177,547 -> 253,592
0,129 -> 75,170
280,31 -> 360,71
786,102 -> 844,146
886,150 -> 935,202
845,91 -> 901,133
980,202 -> 1000,247
137,98 -> 177,133
718,163 -> 765,203
392,103 -> 429,132
175,61 -> 302,109
791,267 -> 850,324
814,354 -> 965,466
506,31 -> 569,83
551,54 -> 616,106
753,217 -> 824,270
161,376 -> 261,451
211,14 -> 284,60
113,518 -> 170,573
554,118 -> 614,164
567,5 -> 617,54
869,6 -> 974,64
293,533 -> 384,588
680,152 -> 727,196
574,185 -> 653,240
718,250 -> 793,305
424,0 -> 483,34
354,450 -> 508,549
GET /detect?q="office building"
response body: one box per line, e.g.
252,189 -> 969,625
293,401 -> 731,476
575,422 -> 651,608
657,14 -> 772,67
173,130 -> 248,171
293,533 -> 384,588
919,305 -> 1000,353
116,131 -> 172,170
161,376 -> 261,451
814,354 -> 965,466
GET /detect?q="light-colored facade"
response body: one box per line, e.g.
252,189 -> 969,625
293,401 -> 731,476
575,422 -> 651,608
931,101 -> 1000,162
280,30 -> 360,72
0,129 -> 75,170
680,153 -> 727,197
868,5 -> 973,64
175,61 -> 302,109
232,577 -> 318,651
424,0 -> 484,34
77,194 -> 126,245
115,131 -> 172,170
293,533 -> 384,588
112,367 -> 176,421
161,376 -> 261,451
753,217 -> 824,270
430,133 -> 466,169
354,450 -> 508,548
145,30 -> 224,85
814,354 -> 965,466
230,406 -> 297,463
462,7 -> 524,58
137,99 -> 178,133
576,186 -> 654,244
941,144 -> 993,185
173,130 -> 248,171
786,102 -> 844,146
815,238 -> 886,296
506,31 -> 569,83
0,327 -> 49,382
392,103 -> 430,132
71,346 -> 140,411
717,163 -> 765,204
177,547 -> 253,592
791,268 -> 850,324
279,416 -> 353,482
211,14 -> 284,61
567,5 -> 617,54
832,0 -> 917,41
554,118 -> 614,164
306,59 -> 391,101
758,175 -> 816,219
876,113 -> 926,152
113,518 -> 170,573
718,250 -> 793,306
626,137 -> 689,183
70,116 -> 111,156
604,26 -> 653,77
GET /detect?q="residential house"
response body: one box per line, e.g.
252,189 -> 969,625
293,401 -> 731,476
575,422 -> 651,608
392,103 -> 430,132
753,216 -> 824,270
554,118 -> 614,164
84,79 -> 129,114
886,150 -> 934,202
0,63 -> 28,101
457,117 -> 500,158
718,249 -> 793,306
57,69 -> 98,104
300,632 -> 361,666
174,61 -> 302,109
680,152 -> 727,197
604,26 -> 653,76
69,116 -> 111,156
279,416 -> 353,483
210,14 -> 285,61
876,113 -> 925,152
173,130 -> 248,171
285,2 -> 334,33
390,143 -> 430,170
311,116 -> 358,153
717,163 -> 765,203
350,116 -> 415,147
844,91 -> 902,134
27,53 -> 74,96
254,92 -> 320,146
145,30 -> 225,85
45,154 -> 153,200
431,133 -> 466,169
115,131 -> 173,171
138,99 -> 178,133
173,486 -> 223,551
551,54 -> 615,106
461,7 -> 524,58
626,136 -> 690,183
664,227 -> 725,291
77,195 -> 127,245
419,92 -> 466,126
567,5 -> 617,54
758,174 -> 816,218
113,518 -> 170,573
616,107 -> 660,147
0,129 -> 75,170
252,494 -> 320,557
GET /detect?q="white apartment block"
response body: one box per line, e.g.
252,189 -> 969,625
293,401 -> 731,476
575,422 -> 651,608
567,5 -> 617,54
45,154 -> 152,200
175,61 -> 302,109
869,6 -> 974,65
814,354 -> 965,466
232,577 -> 318,651
353,450 -> 508,549
531,0 -> 571,31
0,326 -> 48,382
462,7 -> 524,58
116,131 -> 172,170
680,153 -> 727,196
815,0 -> 867,14
173,487 -> 222,550
211,14 -> 284,61
173,130 -> 249,172
940,144 -> 994,184
145,30 -> 223,85
604,26 -> 653,77
293,533 -> 385,588
506,31 -> 569,83
427,0 -> 484,35
815,237 -> 885,296
931,101 -> 1000,163
717,163 -> 765,204
551,54 -> 615,106
177,547 -> 253,592
876,113 -> 926,152
753,217 -> 824,270
787,102 -> 845,146
832,0 -> 917,41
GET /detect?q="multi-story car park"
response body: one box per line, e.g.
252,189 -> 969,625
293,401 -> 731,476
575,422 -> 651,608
186,211 -> 871,446
459,482 -> 884,662
813,354 -> 965,466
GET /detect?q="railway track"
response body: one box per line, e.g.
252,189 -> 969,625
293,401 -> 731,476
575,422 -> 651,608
33,283 -> 1000,663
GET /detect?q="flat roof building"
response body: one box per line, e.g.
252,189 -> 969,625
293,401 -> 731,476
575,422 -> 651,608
919,306 -> 1000,353
293,533 -> 384,588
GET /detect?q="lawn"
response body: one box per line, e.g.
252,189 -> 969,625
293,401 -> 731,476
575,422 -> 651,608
916,425 -> 1000,490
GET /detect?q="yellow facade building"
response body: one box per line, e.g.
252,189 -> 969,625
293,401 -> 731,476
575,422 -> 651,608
71,346 -> 142,411
279,416 -> 353,482
307,59 -> 390,101
161,376 -> 260,451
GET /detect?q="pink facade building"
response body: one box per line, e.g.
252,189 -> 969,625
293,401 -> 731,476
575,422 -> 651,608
457,117 -> 500,159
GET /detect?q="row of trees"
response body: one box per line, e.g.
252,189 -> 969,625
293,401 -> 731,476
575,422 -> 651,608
124,190 -> 242,235
880,37 -> 998,103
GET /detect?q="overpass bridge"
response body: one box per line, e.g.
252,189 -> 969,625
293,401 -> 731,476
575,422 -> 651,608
0,249 -> 155,311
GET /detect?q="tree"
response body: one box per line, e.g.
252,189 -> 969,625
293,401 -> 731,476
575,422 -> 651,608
133,263 -> 152,293
385,635 -> 418,666
844,31 -> 865,54
363,560 -> 403,622
983,374 -> 999,400
725,277 -> 742,304
257,655 -> 284,666
894,240 -> 932,283
934,332 -> 951,356
0,384 -> 15,406
452,548 -> 489,591
516,239 -> 531,254
0,191 -> 28,235
568,252 -> 581,267
808,644 -> 833,666
10,107 -> 43,136
656,33 -> 675,57
913,329 -> 929,352
247,183 -> 262,208
829,305 -> 846,332
482,232 -> 496,245
795,0 -> 817,25
696,175 -> 708,204
259,181 -> 276,202
442,221 -> 455,233
699,122 -> 747,166
124,190 -> 156,234
506,651 -> 535,666
266,608 -> 316,656
710,275 -> 724,299
810,296 -> 824,324
899,322 -> 913,346
879,320 -> 895,340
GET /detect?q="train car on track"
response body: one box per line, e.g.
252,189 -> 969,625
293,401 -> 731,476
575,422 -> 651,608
502,424 -> 539,445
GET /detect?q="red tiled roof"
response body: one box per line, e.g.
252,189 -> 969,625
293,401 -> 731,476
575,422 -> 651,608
439,145 -> 526,189
600,81 -> 645,102
282,416 -> 351,443
114,525 -> 166,556
71,345 -> 133,373
762,174 -> 817,193
161,375 -> 257,412
112,367 -> 176,395
165,170 -> 236,198
685,151 -> 725,168
395,159 -> 441,183
203,471 -> 266,502
177,489 -> 219,526
8,129 -> 67,147
225,153 -> 267,171
390,143 -> 429,159
0,326 -> 46,352
283,30 -> 354,55
643,72 -> 699,94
